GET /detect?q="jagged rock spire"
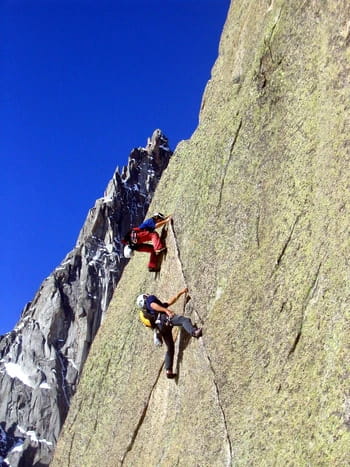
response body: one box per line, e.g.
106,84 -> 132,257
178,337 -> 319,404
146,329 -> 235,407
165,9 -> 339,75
0,130 -> 172,467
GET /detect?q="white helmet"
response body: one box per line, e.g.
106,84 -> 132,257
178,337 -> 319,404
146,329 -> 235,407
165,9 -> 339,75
152,212 -> 165,220
124,245 -> 134,258
136,294 -> 147,309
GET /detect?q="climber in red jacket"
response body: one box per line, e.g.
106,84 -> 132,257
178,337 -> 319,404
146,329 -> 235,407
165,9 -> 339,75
122,212 -> 171,271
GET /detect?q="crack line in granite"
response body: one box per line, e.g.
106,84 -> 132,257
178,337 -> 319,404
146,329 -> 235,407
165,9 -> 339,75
172,222 -> 233,466
119,365 -> 164,466
217,118 -> 243,209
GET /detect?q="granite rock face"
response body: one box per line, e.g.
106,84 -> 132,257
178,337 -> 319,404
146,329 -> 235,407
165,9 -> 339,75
53,1 -> 350,466
0,131 -> 171,466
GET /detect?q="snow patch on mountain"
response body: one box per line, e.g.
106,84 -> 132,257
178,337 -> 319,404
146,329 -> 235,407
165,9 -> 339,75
3,362 -> 36,389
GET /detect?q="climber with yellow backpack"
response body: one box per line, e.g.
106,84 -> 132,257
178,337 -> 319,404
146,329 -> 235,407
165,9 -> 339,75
122,212 -> 171,271
136,287 -> 202,379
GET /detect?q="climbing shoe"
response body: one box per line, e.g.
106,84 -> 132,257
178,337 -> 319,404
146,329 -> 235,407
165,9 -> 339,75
192,328 -> 203,338
166,370 -> 176,379
148,267 -> 160,272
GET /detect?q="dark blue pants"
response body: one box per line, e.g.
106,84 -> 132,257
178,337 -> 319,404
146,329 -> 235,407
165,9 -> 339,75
158,315 -> 196,371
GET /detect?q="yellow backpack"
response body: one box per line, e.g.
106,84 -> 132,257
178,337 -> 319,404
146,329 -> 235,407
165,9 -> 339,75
139,309 -> 154,328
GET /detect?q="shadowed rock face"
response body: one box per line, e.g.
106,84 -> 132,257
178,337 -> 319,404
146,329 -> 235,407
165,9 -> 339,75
53,1 -> 350,466
0,132 -> 171,466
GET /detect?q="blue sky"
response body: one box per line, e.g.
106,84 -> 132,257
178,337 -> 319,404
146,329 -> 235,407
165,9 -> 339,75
1,0 -> 230,335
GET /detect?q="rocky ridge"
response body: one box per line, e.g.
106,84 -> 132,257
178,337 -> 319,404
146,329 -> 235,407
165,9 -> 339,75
0,130 -> 172,466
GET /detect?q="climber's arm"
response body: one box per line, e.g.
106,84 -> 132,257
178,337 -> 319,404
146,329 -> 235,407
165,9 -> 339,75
167,287 -> 188,306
